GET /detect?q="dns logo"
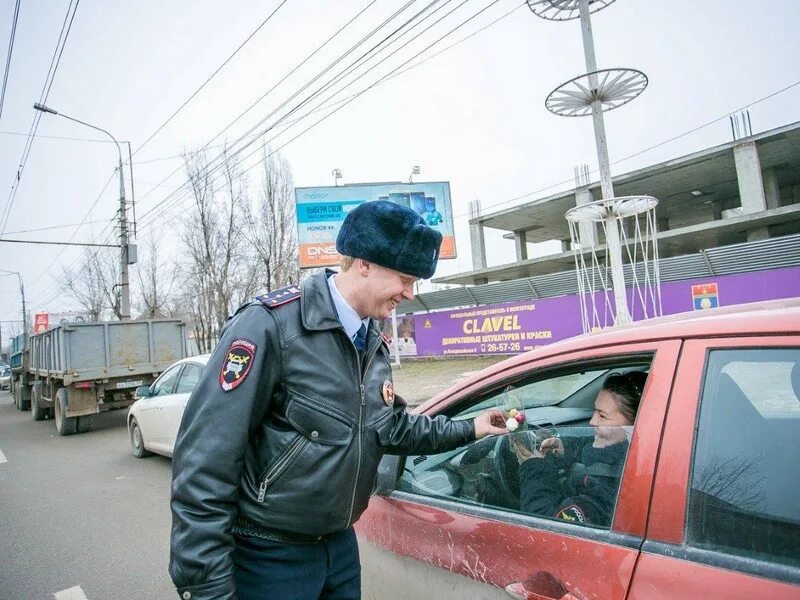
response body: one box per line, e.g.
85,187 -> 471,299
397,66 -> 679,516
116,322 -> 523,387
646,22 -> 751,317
307,245 -> 338,257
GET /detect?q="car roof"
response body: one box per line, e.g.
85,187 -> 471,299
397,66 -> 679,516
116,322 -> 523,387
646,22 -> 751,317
421,297 -> 800,409
176,353 -> 211,366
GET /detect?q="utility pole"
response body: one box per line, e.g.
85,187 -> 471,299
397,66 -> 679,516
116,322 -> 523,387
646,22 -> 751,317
33,103 -> 134,319
0,270 -> 27,353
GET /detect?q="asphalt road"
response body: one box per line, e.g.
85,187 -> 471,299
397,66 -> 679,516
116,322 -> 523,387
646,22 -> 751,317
0,390 -> 176,599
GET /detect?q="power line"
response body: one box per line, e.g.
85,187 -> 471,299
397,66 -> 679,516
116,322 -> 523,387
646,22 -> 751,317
138,0 -> 503,235
0,130 -> 116,143
0,0 -> 22,120
451,77 -> 800,220
1,220 -> 106,235
132,0 -> 416,213
131,0 -> 290,158
0,0 -> 81,236
136,0 -> 453,230
22,0 -> 386,302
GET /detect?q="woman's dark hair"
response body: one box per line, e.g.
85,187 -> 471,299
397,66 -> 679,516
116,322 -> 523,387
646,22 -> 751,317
602,371 -> 648,423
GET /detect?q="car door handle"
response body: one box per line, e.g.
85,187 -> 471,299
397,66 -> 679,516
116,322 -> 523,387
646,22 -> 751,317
504,572 -> 580,600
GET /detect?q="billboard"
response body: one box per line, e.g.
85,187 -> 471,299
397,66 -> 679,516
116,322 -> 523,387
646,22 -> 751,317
33,313 -> 49,333
295,182 -> 456,268
390,265 -> 800,356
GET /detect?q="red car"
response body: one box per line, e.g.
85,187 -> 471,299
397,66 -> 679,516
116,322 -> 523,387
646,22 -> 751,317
357,298 -> 800,599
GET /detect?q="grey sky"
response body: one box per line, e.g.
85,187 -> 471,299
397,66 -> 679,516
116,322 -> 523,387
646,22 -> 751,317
0,0 -> 798,324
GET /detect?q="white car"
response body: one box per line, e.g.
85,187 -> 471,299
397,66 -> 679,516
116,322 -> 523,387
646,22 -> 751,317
127,354 -> 210,458
0,366 -> 10,390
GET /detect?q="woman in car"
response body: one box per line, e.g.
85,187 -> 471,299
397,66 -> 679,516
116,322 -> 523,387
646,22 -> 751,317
513,371 -> 647,526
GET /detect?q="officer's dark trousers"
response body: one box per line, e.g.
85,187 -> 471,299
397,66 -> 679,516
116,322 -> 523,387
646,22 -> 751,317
232,527 -> 361,600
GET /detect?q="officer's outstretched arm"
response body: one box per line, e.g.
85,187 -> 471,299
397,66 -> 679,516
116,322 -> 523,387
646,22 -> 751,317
380,394 -> 476,455
169,304 -> 280,600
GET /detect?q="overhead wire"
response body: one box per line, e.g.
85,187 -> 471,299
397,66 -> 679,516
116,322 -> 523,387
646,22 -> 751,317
135,0 -> 460,231
0,0 -> 81,236
448,77 -> 800,220
131,0 -> 417,211
0,0 -> 22,120
21,0 -> 385,306
31,0 -> 490,311
137,0 -> 505,237
131,0 -> 290,158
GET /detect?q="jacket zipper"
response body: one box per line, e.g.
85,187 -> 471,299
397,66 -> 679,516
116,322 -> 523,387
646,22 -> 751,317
346,329 -> 375,526
258,435 -> 307,502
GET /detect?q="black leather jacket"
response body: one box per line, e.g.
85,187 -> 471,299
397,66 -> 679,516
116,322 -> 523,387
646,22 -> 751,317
169,271 -> 475,599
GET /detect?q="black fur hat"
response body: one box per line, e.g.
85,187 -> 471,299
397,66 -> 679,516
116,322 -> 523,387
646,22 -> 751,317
336,200 -> 442,279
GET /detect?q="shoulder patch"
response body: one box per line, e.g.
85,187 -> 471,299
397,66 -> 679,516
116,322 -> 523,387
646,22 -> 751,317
219,338 -> 257,392
555,504 -> 586,524
257,285 -> 301,309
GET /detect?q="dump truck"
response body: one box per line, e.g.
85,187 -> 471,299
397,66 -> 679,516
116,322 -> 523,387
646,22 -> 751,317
11,319 -> 187,435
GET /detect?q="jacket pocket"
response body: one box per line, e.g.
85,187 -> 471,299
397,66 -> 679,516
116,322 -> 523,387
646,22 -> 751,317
257,433 -> 308,502
285,392 -> 354,446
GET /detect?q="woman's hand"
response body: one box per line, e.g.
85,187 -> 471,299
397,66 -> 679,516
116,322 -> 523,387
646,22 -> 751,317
511,436 -> 543,464
539,437 -> 564,456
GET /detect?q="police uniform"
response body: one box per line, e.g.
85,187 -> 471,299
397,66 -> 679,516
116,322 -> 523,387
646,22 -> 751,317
169,202 -> 475,600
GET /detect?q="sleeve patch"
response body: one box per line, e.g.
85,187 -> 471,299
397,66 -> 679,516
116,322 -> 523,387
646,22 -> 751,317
257,286 -> 301,309
219,339 -> 257,392
555,504 -> 586,524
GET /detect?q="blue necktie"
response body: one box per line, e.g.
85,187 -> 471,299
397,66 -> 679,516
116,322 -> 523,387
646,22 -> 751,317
353,323 -> 367,357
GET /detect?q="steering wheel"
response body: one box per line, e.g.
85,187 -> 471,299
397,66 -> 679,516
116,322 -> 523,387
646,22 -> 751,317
491,434 -> 522,506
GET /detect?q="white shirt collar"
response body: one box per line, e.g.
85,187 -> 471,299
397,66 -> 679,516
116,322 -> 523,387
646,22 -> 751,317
327,273 -> 369,340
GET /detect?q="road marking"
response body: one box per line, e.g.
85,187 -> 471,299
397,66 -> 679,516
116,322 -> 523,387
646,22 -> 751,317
0,448 -> 6,464
54,586 -> 89,600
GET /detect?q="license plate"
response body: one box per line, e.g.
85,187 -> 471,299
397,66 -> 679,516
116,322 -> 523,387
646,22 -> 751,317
116,380 -> 143,389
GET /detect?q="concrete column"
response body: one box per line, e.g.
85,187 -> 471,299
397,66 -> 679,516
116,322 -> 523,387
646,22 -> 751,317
733,142 -> 767,214
514,230 -> 528,261
575,187 -> 597,248
763,167 -> 781,209
469,219 -> 486,270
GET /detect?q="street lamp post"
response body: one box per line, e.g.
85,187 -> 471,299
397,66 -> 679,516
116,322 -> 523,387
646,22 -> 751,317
33,103 -> 132,320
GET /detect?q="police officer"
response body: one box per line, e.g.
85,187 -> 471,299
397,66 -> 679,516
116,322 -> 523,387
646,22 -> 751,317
169,200 -> 507,600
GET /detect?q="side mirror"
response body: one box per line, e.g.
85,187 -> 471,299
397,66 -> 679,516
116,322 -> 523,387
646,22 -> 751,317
135,385 -> 152,398
373,455 -> 402,496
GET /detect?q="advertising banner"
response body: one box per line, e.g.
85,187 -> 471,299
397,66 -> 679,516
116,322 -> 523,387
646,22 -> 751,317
33,312 -> 49,333
402,265 -> 800,356
295,182 -> 456,268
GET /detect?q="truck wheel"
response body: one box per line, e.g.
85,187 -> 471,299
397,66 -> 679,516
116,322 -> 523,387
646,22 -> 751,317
129,417 -> 151,458
76,415 -> 94,433
31,383 -> 47,421
55,388 -> 78,436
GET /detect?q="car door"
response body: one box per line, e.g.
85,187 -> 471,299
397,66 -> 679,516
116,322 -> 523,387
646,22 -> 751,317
161,361 -> 204,456
357,340 -> 681,600
138,363 -> 183,451
628,336 -> 800,599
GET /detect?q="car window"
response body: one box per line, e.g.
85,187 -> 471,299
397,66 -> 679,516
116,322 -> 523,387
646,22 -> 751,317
151,364 -> 182,397
175,363 -> 204,394
396,359 -> 651,530
687,348 -> 800,568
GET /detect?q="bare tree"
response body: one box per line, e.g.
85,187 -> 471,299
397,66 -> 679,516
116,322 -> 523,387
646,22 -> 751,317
61,247 -> 120,321
249,148 -> 300,292
134,233 -> 178,319
694,453 -> 766,513
179,147 -> 255,352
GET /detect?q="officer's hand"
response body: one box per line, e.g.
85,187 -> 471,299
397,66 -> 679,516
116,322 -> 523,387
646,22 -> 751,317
474,409 -> 508,439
